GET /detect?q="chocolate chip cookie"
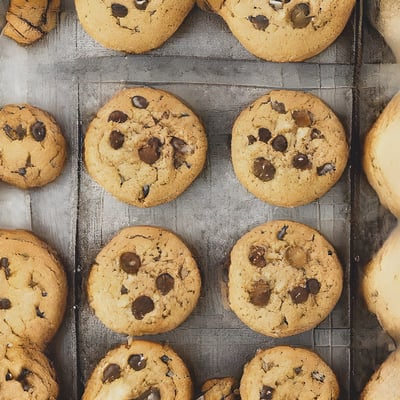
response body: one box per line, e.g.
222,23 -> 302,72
3,0 -> 60,45
0,229 -> 68,349
0,104 -> 67,189
231,90 -> 348,207
240,346 -> 340,400
82,339 -> 193,400
75,0 -> 195,53
0,339 -> 59,399
197,0 -> 355,62
228,220 -> 343,338
84,87 -> 207,207
87,226 -> 201,336
198,377 -> 240,400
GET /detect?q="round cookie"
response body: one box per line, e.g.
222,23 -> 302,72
363,92 -> 400,218
0,104 -> 66,189
0,339 -> 58,400
87,226 -> 201,335
84,87 -> 207,207
197,0 -> 355,62
75,0 -> 195,53
240,346 -> 340,400
82,340 -> 193,400
361,349 -> 400,400
198,377 -> 239,400
228,220 -> 343,338
0,229 -> 68,349
231,90 -> 348,207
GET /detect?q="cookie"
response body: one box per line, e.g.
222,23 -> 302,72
228,220 -> 343,338
3,0 -> 60,45
82,339 -> 193,400
197,0 -> 355,62
0,104 -> 67,189
0,339 -> 58,400
84,87 -> 207,207
240,346 -> 340,400
87,226 -> 201,335
0,229 -> 68,349
231,90 -> 348,207
362,224 -> 400,344
360,349 -> 400,400
363,92 -> 400,218
75,0 -> 195,53
198,377 -> 240,400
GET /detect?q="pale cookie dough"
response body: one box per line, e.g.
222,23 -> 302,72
361,349 -> 400,400
231,90 -> 348,207
84,87 -> 207,207
198,377 -> 240,400
240,346 -> 340,400
0,104 -> 67,189
82,340 -> 193,400
228,220 -> 343,338
196,0 -> 356,62
362,223 -> 400,344
0,230 -> 67,349
363,92 -> 400,218
0,339 -> 58,400
87,226 -> 201,336
3,0 -> 60,45
75,0 -> 195,53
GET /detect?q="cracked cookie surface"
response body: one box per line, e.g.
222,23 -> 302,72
75,0 -> 195,53
231,90 -> 348,207
88,226 -> 201,335
0,230 -> 67,349
82,339 -> 193,400
228,220 -> 343,338
240,346 -> 339,400
84,87 -> 207,207
0,104 -> 66,189
198,377 -> 240,400
0,339 -> 58,400
198,0 -> 355,62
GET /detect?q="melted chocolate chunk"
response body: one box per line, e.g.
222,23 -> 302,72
134,388 -> 161,400
285,246 -> 307,268
290,286 -> 309,304
0,257 -> 11,279
142,185 -> 150,198
36,307 -> 45,318
248,135 -> 257,145
311,128 -> 324,140
311,371 -> 325,383
132,296 -> 154,320
328,250 -> 333,256
292,153 -> 311,170
249,246 -> 267,267
42,291 -> 48,297
121,285 -> 129,295
253,158 -> 276,182
271,135 -> 288,152
249,15 -> 270,30
139,137 -> 162,164
258,128 -> 272,143
269,0 -> 291,10
317,163 -> 336,176
260,385 -> 275,400
111,3 -> 128,17
271,101 -> 286,113
15,124 -> 26,140
17,368 -> 32,391
294,366 -> 302,375
0,298 -> 11,309
5,370 -> 13,381
134,0 -> 149,10
249,281 -> 271,306
3,124 -> 13,139
102,364 -> 121,383
292,109 -> 313,127
108,110 -> 128,123
18,168 -> 26,176
109,130 -> 125,149
156,273 -> 175,295
30,121 -> 46,142
160,355 -> 170,363
171,137 -> 191,168
128,354 -> 147,371
120,252 -> 141,274
291,3 -> 312,29
132,96 -> 149,109
306,278 -> 321,294
277,225 -> 288,240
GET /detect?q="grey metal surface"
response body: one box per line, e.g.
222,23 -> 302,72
0,0 -> 397,399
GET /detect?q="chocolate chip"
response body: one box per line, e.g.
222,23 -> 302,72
142,185 -> 150,198
135,0 -> 149,10
18,168 -> 26,176
36,307 -> 45,318
0,299 -> 11,309
102,364 -> 121,383
120,252 -> 141,274
3,124 -> 13,139
17,368 -> 31,391
317,163 -> 336,176
0,257 -> 11,279
292,153 -> 311,170
18,369 -> 30,380
260,385 -> 275,400
258,128 -> 272,143
291,3 -> 312,29
328,250 -> 333,256
30,121 -> 46,141
171,137 -> 192,168
132,296 -> 154,320
108,110 -> 128,123
42,291 -> 48,297
271,101 -> 286,113
290,286 -> 309,304
285,246 -> 307,268
109,130 -> 125,149
292,110 -> 313,127
271,135 -> 288,152
111,3 -> 128,17
15,124 -> 26,140
139,137 -> 162,164
134,388 -> 161,400
311,128 -> 324,140
269,0 -> 291,10
128,354 -> 147,371
294,366 -> 302,375
249,281 -> 271,306
277,225 -> 288,240
132,96 -> 149,109
5,371 -> 13,380
306,278 -> 321,294
249,15 -> 269,30
156,273 -> 175,295
160,355 -> 170,363
247,135 -> 257,145
253,158 -> 276,182
120,286 -> 128,295
311,371 -> 325,383
249,246 -> 267,267
21,380 -> 32,392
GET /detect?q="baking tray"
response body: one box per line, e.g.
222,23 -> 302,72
0,1 -> 398,398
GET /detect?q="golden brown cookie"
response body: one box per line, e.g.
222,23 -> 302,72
198,377 -> 240,400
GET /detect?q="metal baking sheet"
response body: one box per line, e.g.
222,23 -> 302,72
1,1 -> 398,399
